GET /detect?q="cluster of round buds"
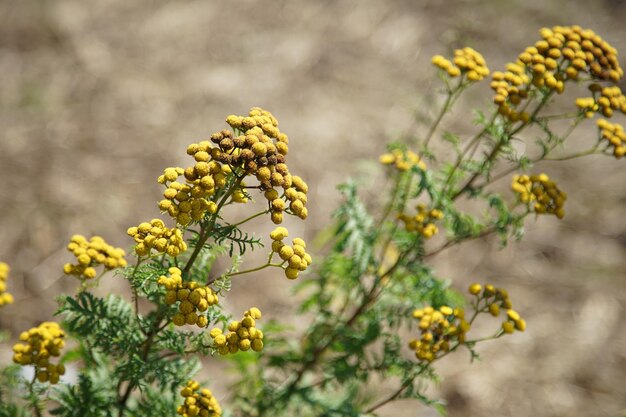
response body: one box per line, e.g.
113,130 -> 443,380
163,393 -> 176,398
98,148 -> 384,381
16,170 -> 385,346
575,85 -> 626,118
491,26 -> 624,120
398,205 -> 444,239
597,119 -> 626,158
157,166 -> 218,226
62,235 -> 127,280
223,107 -> 309,224
469,283 -> 525,333
269,227 -> 312,280
379,149 -> 427,171
491,63 -> 531,122
158,267 -> 217,328
431,47 -> 490,81
177,380 -> 222,417
127,219 -> 187,257
409,305 -> 469,363
209,308 -> 264,355
0,262 -> 14,306
511,174 -> 566,218
12,322 -> 66,384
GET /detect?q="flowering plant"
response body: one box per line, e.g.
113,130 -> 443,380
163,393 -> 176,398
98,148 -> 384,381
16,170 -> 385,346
0,25 -> 623,416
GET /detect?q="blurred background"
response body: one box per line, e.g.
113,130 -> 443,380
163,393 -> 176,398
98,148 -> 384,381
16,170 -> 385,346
1,0 -> 625,416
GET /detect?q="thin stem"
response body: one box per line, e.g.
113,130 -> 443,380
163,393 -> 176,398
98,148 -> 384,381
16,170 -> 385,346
230,209 -> 269,228
537,112 -> 580,120
228,262 -> 283,277
442,111 -> 498,193
376,173 -> 403,229
472,116 -> 588,189
117,309 -> 166,416
451,91 -> 554,200
422,82 -> 458,148
377,173 -> 414,266
129,257 -> 144,314
27,374 -> 43,417
543,146 -> 600,161
365,379 -> 413,414
423,226 -> 496,259
183,174 -> 245,275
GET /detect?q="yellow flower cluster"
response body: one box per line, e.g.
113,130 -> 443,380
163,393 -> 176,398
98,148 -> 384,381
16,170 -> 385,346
491,26 -> 624,120
127,219 -> 187,257
227,107 -> 310,224
575,85 -> 626,118
511,173 -> 567,218
0,262 -> 14,306
379,149 -> 427,171
157,108 -> 309,226
431,47 -> 490,81
469,283 -> 526,333
398,204 -> 444,238
597,119 -> 626,158
408,305 -> 469,363
157,165 -> 219,226
158,267 -> 217,328
177,380 -> 222,417
209,308 -> 264,355
62,235 -> 127,280
269,227 -> 312,280
12,322 -> 66,384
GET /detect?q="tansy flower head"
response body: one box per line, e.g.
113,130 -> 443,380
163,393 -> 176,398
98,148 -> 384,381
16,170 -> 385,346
468,282 -> 525,333
158,267 -> 218,328
432,47 -> 489,81
12,322 -> 66,384
576,86 -> 626,118
597,119 -> 626,158
127,219 -> 187,257
157,165 -> 218,226
209,308 -> 264,355
379,149 -> 426,171
158,108 -> 309,226
491,26 -> 623,121
511,173 -> 566,218
63,235 -> 127,280
269,229 -> 312,280
409,305 -> 468,363
177,380 -> 222,417
226,108 -> 309,224
398,204 -> 444,239
0,262 -> 14,306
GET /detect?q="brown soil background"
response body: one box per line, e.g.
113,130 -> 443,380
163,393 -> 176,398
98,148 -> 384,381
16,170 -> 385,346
1,0 -> 625,416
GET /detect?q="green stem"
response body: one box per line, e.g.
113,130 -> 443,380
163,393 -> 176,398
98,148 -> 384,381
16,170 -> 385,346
117,309 -> 166,416
472,116 -> 587,190
27,374 -> 43,417
129,257 -> 144,314
364,376 -> 414,414
442,111 -> 498,193
422,78 -> 464,148
451,91 -> 554,200
543,146 -> 600,161
230,209 -> 269,228
183,174 -> 245,275
423,226 -> 496,258
228,262 -> 283,277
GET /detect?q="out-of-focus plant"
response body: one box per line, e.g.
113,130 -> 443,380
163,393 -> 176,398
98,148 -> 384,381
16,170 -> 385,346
0,25 -> 624,417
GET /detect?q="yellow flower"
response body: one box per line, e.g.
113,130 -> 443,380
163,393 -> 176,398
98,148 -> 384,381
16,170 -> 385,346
12,322 -> 66,384
210,308 -> 264,356
63,235 -> 127,280
177,380 -> 222,417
